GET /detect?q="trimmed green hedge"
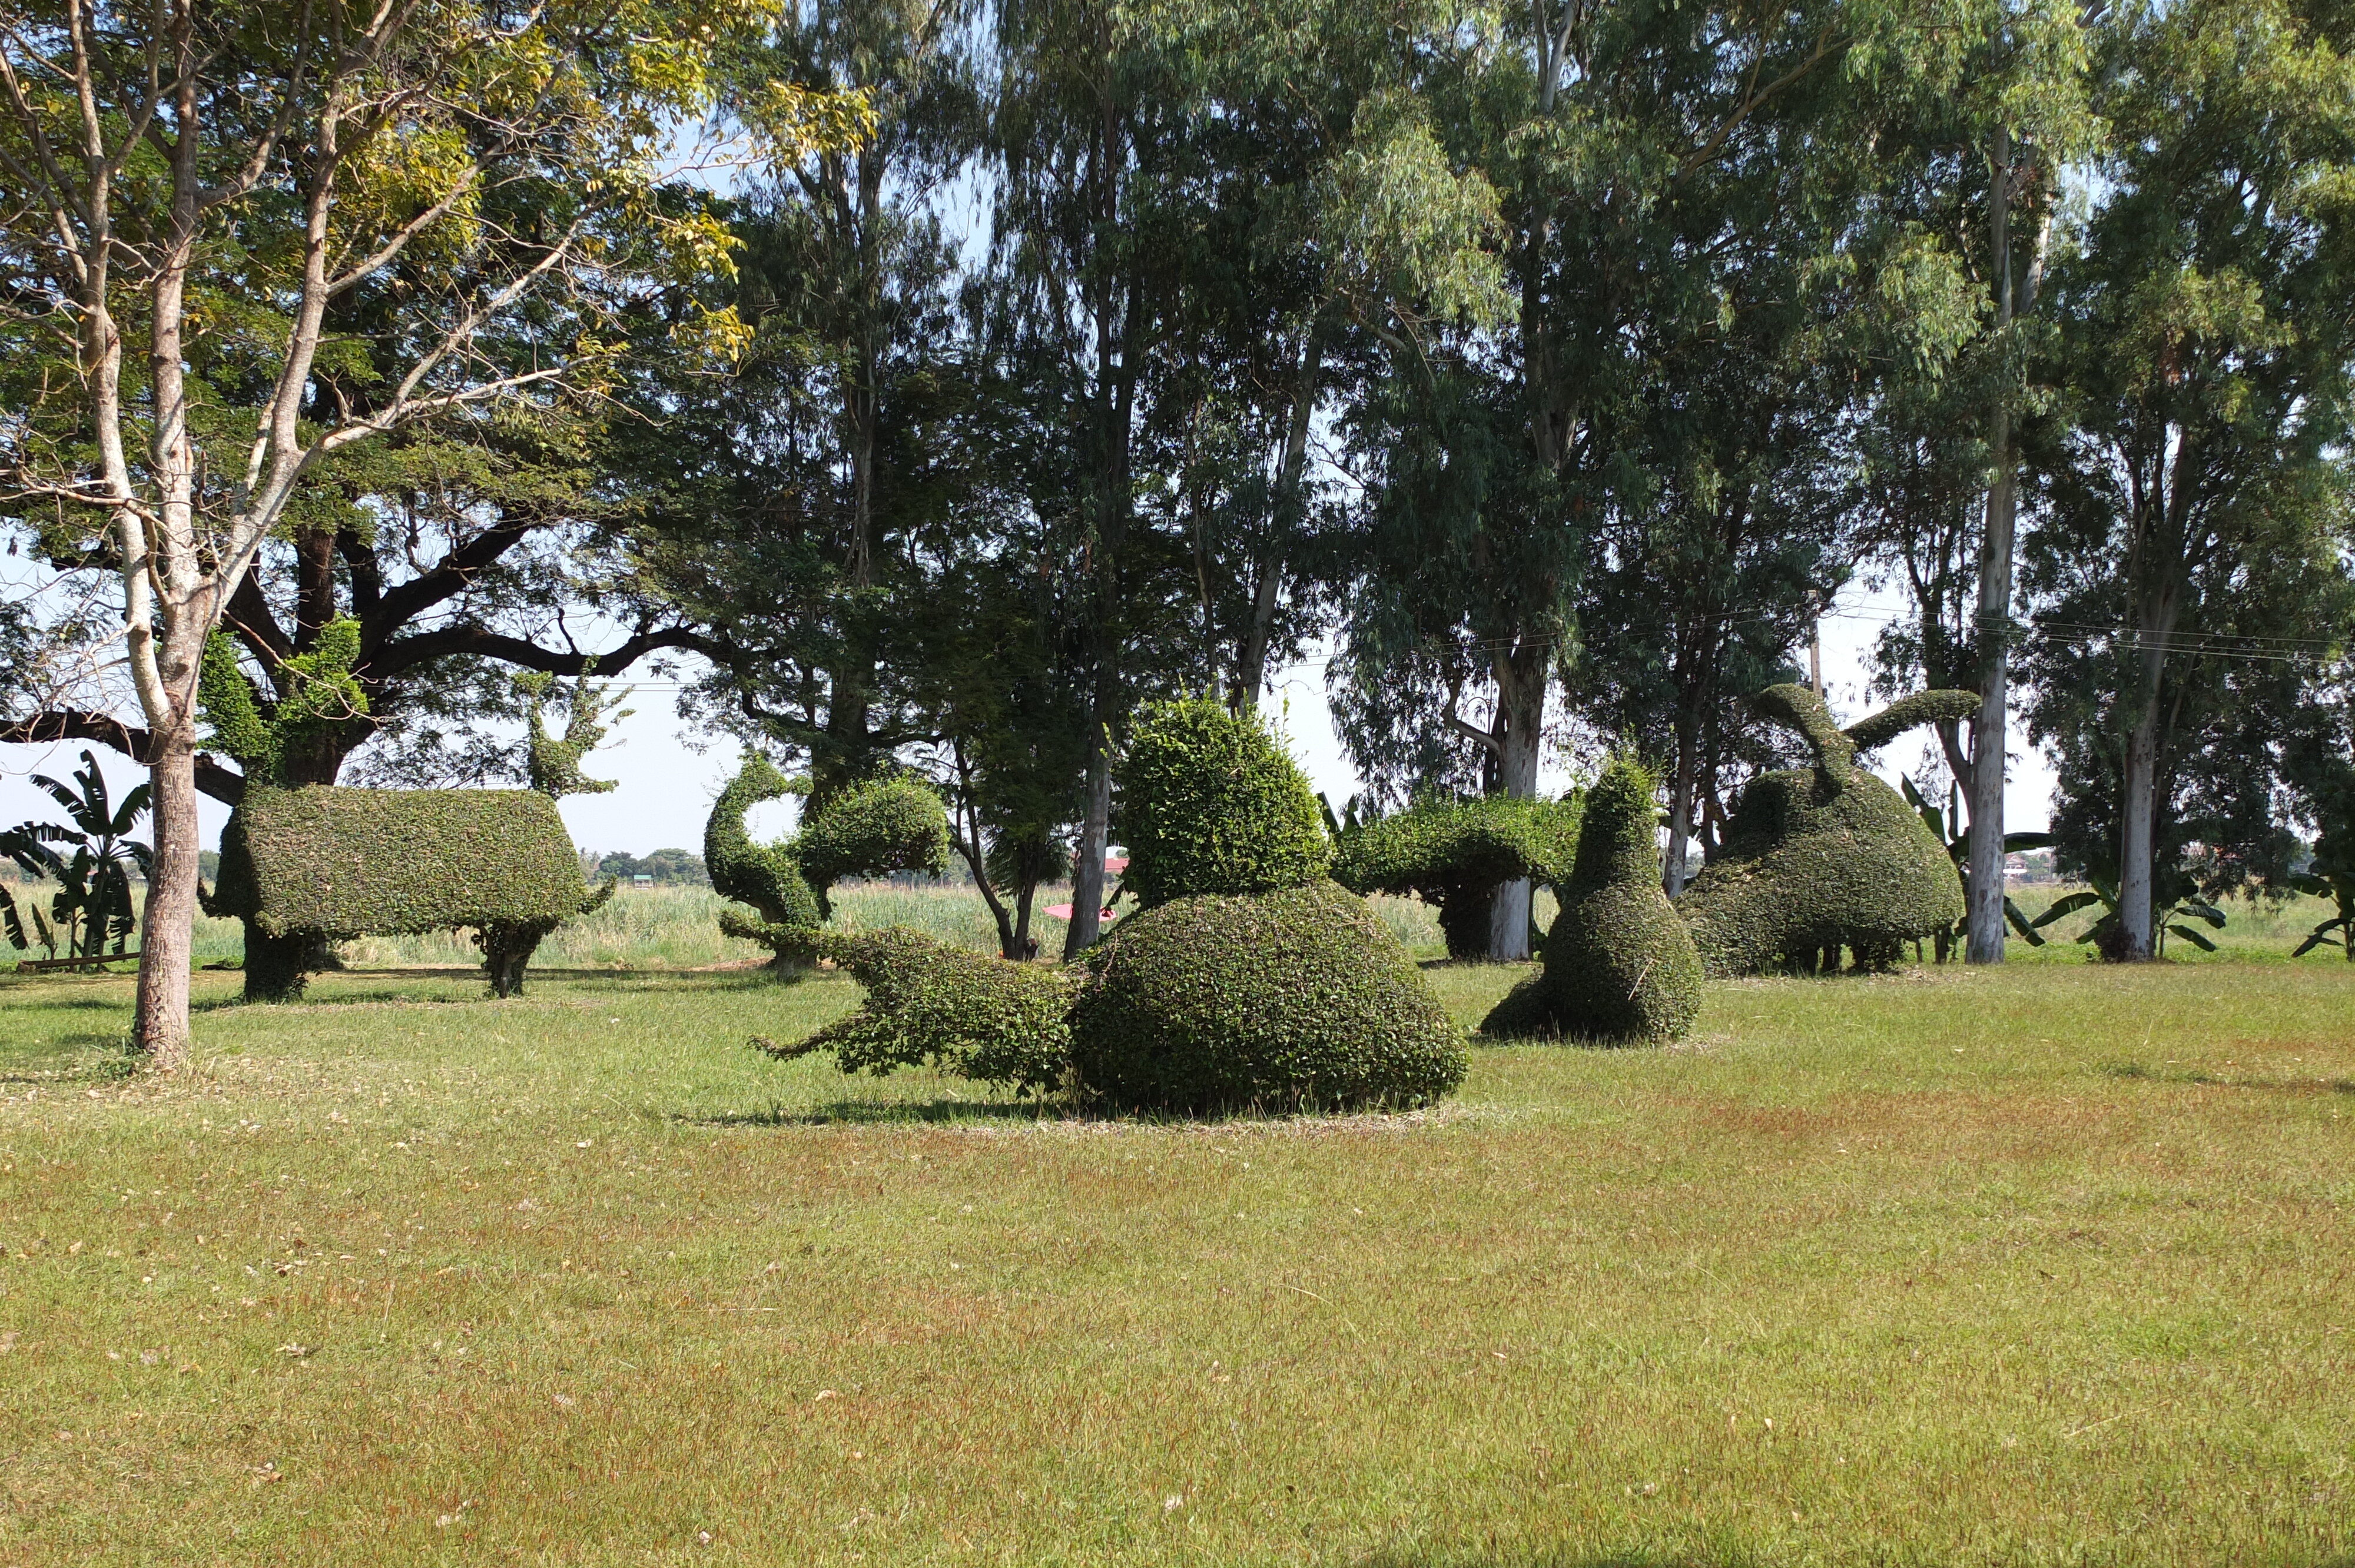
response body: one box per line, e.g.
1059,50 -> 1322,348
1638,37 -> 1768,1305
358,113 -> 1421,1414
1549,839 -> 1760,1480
704,756 -> 822,931
1482,756 -> 1700,1041
765,928 -> 1076,1095
796,776 -> 952,916
1117,698 -> 1331,908
211,786 -> 586,938
1676,685 -> 1979,975
1331,795 -> 1582,959
1069,881 -> 1467,1113
706,759 -> 953,964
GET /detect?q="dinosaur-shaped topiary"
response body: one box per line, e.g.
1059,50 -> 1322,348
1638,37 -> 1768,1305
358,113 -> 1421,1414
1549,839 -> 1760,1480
705,757 -> 950,972
1674,683 -> 1982,975
1482,754 -> 1701,1041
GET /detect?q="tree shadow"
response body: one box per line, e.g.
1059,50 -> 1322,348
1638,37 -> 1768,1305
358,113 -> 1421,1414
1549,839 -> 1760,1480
0,1031 -> 138,1084
678,1098 -> 1064,1128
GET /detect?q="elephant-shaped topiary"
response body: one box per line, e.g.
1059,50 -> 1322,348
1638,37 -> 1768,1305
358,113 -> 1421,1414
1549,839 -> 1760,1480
705,757 -> 951,971
1675,684 -> 1982,975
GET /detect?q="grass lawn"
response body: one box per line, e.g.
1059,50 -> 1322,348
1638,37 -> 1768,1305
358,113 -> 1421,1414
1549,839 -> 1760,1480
4,948 -> 2354,1564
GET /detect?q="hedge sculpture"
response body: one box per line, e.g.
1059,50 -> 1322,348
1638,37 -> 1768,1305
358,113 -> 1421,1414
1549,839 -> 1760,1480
1483,754 -> 1701,1041
207,786 -> 591,1000
199,633 -> 611,999
769,698 -> 1467,1115
1116,696 -> 1332,907
1331,795 -> 1582,959
1675,683 -> 1983,975
705,757 -> 950,969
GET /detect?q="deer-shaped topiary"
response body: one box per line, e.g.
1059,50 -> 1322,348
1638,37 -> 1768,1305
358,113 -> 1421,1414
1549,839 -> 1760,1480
1675,684 -> 1982,975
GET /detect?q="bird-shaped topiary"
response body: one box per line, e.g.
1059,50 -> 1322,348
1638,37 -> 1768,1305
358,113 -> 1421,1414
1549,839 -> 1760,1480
768,699 -> 1467,1115
705,756 -> 950,973
1675,684 -> 1982,975
1482,753 -> 1701,1042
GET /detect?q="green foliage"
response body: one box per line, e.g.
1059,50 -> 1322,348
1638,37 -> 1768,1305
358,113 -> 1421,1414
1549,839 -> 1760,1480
1117,699 -> 1331,909
1899,775 -> 2056,954
1069,881 -> 1466,1114
1676,686 -> 1975,975
705,758 -> 953,964
198,623 -> 370,785
2032,872 -> 2227,961
519,673 -> 632,799
0,750 -> 151,959
705,756 -> 823,933
1330,794 -> 1581,959
1484,756 -> 1700,1042
210,787 -> 587,944
763,928 -> 1076,1096
795,778 -> 953,914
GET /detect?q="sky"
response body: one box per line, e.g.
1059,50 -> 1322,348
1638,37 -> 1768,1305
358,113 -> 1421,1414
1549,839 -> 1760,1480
0,574 -> 2060,859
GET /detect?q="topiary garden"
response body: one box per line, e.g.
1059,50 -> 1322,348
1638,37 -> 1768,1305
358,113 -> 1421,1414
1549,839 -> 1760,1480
705,758 -> 953,971
198,636 -> 615,1000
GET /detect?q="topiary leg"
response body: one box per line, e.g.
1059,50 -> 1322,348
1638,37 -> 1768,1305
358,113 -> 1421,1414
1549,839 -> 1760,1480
242,923 -> 313,1003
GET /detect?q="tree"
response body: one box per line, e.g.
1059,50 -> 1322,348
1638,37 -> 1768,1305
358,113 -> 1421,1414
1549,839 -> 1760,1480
0,0 -> 840,1064
2022,0 -> 2355,958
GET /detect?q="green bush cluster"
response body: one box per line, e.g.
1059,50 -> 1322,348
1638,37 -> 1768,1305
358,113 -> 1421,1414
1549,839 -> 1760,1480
706,758 -> 951,966
1070,880 -> 1467,1112
207,786 -> 590,1000
763,928 -> 1075,1095
1117,697 -> 1330,908
1331,794 -> 1582,958
1482,755 -> 1700,1042
1676,684 -> 1981,975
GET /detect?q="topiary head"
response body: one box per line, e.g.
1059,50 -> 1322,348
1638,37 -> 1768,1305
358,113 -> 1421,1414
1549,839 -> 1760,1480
1117,697 -> 1331,908
1571,754 -> 1662,892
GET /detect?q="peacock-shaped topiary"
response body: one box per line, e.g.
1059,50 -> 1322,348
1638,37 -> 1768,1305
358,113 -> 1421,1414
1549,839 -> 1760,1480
1674,683 -> 1982,975
1482,753 -> 1701,1042
705,756 -> 951,972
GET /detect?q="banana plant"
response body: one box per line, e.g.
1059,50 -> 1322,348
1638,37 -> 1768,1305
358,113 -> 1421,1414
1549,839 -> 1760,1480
2,750 -> 151,960
0,824 -> 61,955
2030,869 -> 2227,958
1901,775 -> 2054,952
2289,822 -> 2354,959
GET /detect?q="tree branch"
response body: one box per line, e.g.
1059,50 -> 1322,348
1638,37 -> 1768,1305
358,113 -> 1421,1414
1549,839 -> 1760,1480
0,708 -> 245,803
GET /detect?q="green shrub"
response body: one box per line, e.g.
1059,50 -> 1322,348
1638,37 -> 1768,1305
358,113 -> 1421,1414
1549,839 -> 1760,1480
1331,795 -> 1581,959
762,928 -> 1074,1095
706,760 -> 951,966
1482,755 -> 1700,1041
1117,698 -> 1330,908
1676,684 -> 1981,975
207,785 -> 589,1000
1068,880 -> 1467,1113
795,776 -> 952,916
704,756 -> 823,932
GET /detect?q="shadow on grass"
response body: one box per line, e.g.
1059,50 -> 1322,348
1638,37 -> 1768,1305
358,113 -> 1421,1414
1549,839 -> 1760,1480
680,1098 -> 1059,1128
1355,1543 -> 1769,1568
0,1031 -> 139,1084
2101,1059 -> 2355,1094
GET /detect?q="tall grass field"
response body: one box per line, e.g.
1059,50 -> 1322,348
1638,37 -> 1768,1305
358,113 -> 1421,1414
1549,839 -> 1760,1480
2,882 -> 2353,1564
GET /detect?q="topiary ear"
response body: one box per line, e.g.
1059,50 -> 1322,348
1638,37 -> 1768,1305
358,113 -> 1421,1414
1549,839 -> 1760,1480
1750,684 -> 1854,780
1842,689 -> 1982,754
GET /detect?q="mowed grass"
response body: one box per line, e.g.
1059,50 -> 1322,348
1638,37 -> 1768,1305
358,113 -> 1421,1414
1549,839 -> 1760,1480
4,950 -> 2355,1565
